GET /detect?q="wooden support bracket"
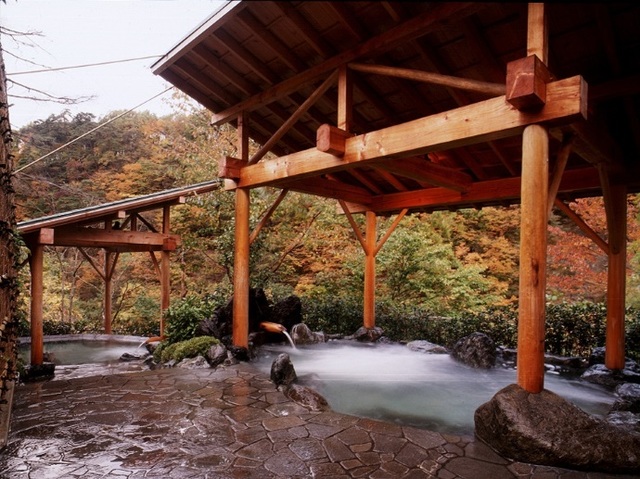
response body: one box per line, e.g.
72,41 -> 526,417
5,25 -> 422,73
219,156 -> 246,180
317,124 -> 351,156
506,55 -> 553,110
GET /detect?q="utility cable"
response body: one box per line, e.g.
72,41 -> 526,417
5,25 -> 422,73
14,86 -> 174,174
9,55 -> 163,75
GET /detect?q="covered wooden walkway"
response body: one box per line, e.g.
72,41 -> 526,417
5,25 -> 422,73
153,1 -> 640,395
17,181 -> 220,365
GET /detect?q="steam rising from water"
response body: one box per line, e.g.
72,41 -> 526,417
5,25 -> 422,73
255,341 -> 615,435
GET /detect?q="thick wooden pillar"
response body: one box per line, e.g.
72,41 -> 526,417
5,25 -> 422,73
517,124 -> 549,393
233,112 -> 250,348
104,251 -> 112,334
29,244 -> 44,365
605,182 -> 627,370
363,211 -> 376,329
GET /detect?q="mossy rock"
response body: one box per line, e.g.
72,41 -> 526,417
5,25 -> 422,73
154,336 -> 219,363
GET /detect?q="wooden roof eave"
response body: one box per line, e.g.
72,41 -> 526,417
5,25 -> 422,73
223,76 -> 587,191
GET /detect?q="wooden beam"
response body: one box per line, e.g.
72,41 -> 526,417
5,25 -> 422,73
283,176 -> 373,205
506,55 -> 553,110
375,157 -> 473,192
249,71 -> 338,165
50,227 -> 181,250
250,189 -> 289,244
349,62 -> 504,96
344,167 -> 600,215
210,3 -> 480,125
553,200 -> 609,254
374,209 -> 408,256
547,134 -> 574,216
104,251 -> 113,335
316,124 -> 351,156
234,76 -> 587,189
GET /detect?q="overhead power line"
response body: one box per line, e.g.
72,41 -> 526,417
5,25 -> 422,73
14,86 -> 175,174
8,55 -> 163,75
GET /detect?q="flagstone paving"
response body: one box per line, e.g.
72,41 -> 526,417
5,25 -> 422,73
1,362 -> 638,478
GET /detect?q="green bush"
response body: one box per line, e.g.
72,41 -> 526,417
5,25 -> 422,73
154,336 -> 219,363
163,295 -> 219,345
301,297 -> 640,360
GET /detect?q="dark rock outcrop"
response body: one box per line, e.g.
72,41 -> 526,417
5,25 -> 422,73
450,332 -> 496,369
270,295 -> 302,332
348,326 -> 384,342
406,340 -> 448,354
270,353 -> 298,388
291,323 -> 325,345
475,383 -> 640,474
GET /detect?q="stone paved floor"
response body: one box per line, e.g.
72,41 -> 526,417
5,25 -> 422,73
1,362 -> 639,479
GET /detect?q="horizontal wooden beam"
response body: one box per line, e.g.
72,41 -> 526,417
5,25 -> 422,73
232,76 -> 587,189
375,157 -> 473,192
349,62 -> 504,97
282,176 -> 373,204
46,227 -> 181,251
344,167 -> 600,214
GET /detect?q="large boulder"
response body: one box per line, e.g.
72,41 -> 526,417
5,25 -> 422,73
475,383 -> 640,474
348,326 -> 384,342
450,332 -> 496,369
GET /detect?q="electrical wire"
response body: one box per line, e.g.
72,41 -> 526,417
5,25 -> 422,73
8,55 -> 163,75
14,86 -> 175,174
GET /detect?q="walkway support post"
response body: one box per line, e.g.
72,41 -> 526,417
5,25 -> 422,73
515,2 -> 549,394
29,243 -> 44,365
160,205 -> 171,337
233,111 -> 250,348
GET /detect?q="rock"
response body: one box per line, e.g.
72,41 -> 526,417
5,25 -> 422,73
284,383 -> 329,411
177,355 -> 210,369
227,345 -> 251,362
21,362 -> 56,382
589,346 -> 606,366
475,383 -> 640,474
349,326 -> 384,342
206,343 -> 228,368
607,411 -> 640,432
270,353 -> 297,387
120,351 -> 147,362
406,340 -> 448,354
613,383 -> 640,413
581,364 -> 640,389
291,323 -> 325,345
270,295 -> 302,332
450,332 -> 496,369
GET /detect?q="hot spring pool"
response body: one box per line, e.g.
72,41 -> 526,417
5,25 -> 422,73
254,341 -> 616,435
18,335 -> 148,365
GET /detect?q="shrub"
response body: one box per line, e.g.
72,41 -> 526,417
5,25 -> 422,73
155,336 -> 219,363
163,295 -> 219,345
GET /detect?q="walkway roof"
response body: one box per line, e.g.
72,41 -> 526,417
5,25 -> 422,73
152,1 -> 640,215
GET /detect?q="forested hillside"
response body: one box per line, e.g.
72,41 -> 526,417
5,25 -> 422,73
12,104 -> 640,335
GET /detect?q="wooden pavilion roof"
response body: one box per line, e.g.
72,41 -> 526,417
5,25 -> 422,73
152,1 -> 640,215
18,181 -> 220,252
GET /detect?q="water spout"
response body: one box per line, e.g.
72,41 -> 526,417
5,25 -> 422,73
260,322 -> 296,349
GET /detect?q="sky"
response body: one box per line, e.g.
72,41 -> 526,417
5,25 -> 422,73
1,0 -> 228,129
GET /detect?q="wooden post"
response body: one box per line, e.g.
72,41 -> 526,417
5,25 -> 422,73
363,211 -> 377,329
605,182 -> 627,370
233,112 -> 250,348
29,244 -> 44,365
104,251 -> 112,334
516,124 -> 549,393
160,205 -> 171,337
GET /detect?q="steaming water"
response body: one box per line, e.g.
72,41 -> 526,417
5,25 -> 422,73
255,341 -> 616,435
18,337 -> 146,365
282,331 -> 297,349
